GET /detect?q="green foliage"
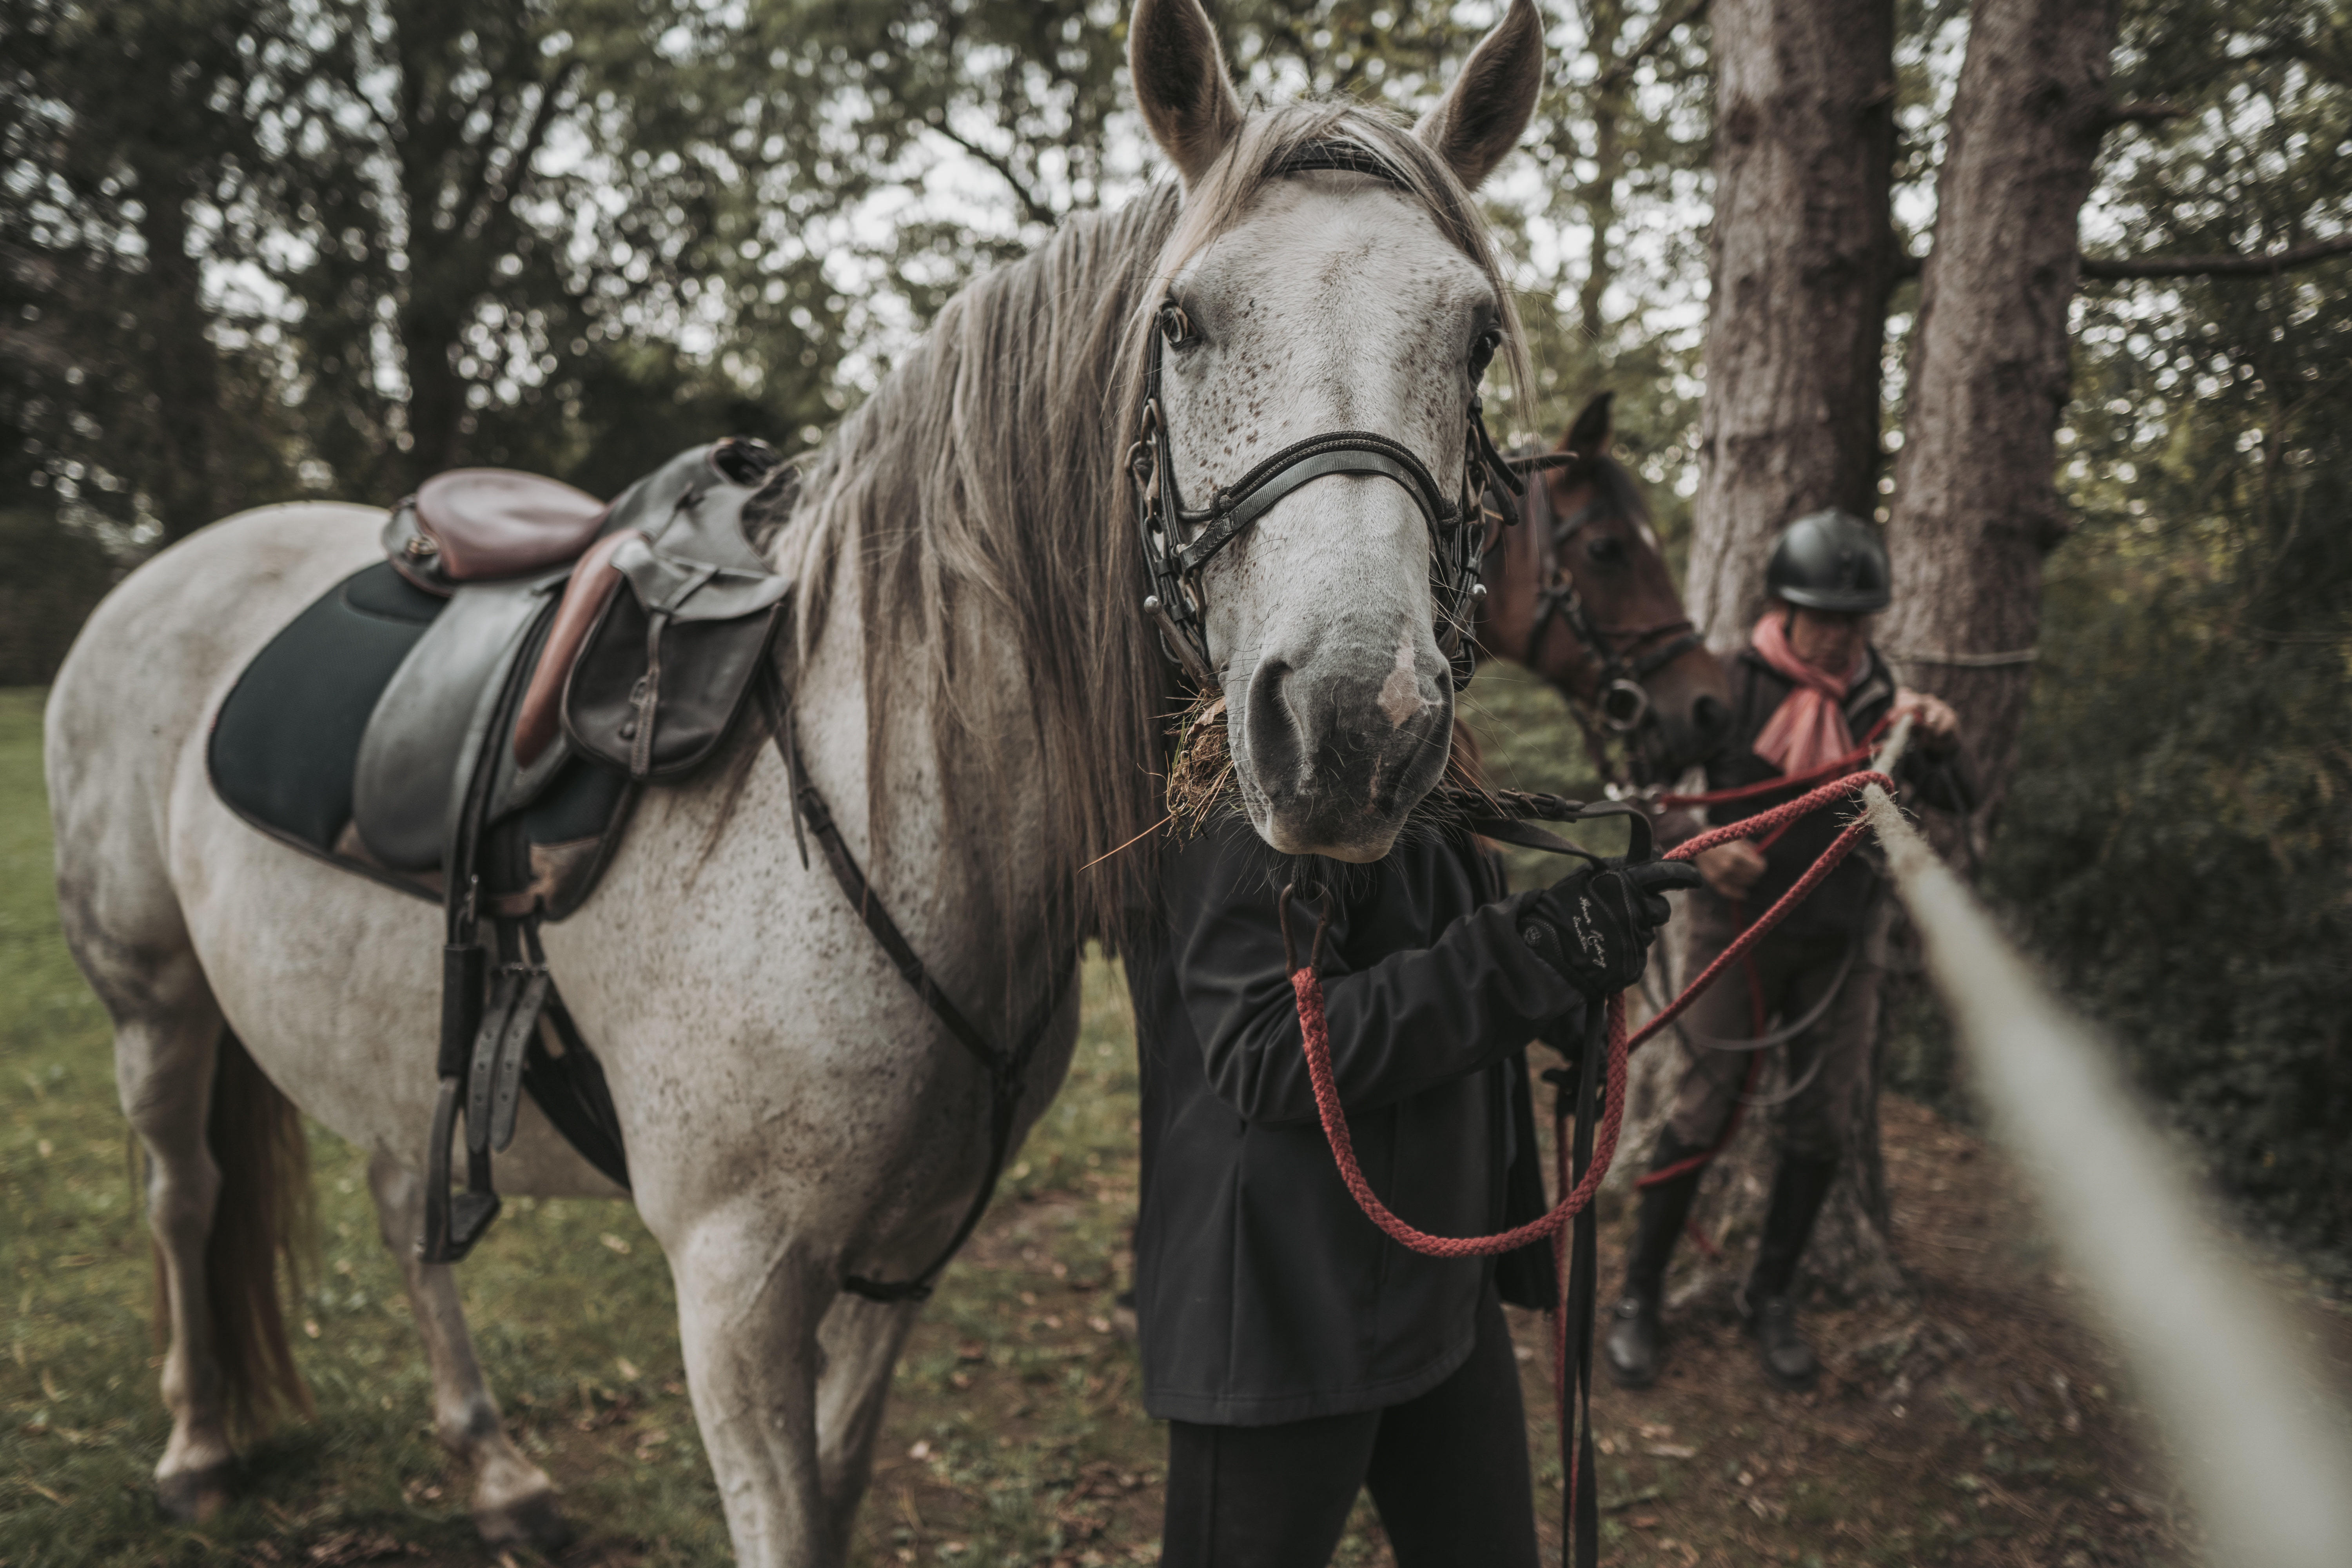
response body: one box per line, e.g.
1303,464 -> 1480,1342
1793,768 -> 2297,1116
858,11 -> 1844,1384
1984,0 -> 2352,1254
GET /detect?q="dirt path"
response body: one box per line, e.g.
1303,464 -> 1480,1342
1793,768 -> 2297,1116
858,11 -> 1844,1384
854,1097 -> 2352,1568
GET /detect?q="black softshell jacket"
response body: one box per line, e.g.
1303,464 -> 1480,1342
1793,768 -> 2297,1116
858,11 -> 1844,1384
1690,646 -> 1977,937
1125,816 -> 1585,1427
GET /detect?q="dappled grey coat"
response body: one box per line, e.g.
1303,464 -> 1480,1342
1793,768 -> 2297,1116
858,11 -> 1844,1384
1124,816 -> 1582,1427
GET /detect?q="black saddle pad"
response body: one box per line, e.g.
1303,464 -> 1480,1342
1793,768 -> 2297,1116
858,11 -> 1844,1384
210,563 -> 629,901
211,563 -> 443,862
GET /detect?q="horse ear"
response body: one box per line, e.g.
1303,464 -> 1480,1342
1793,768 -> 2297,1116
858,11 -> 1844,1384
1129,0 -> 1244,189
1415,0 -> 1545,191
1563,390 -> 1614,458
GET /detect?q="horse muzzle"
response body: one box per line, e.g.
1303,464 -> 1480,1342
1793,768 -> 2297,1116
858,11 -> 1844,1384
1230,643 -> 1454,862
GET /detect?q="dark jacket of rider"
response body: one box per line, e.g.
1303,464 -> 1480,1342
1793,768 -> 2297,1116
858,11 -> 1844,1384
1689,645 -> 1976,938
1122,815 -> 1575,1426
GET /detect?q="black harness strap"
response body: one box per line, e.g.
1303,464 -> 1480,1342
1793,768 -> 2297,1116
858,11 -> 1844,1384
757,664 -> 1073,1303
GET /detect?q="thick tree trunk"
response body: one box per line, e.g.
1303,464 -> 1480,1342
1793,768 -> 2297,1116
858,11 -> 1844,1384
1684,0 -> 1902,650
1878,0 -> 2121,819
1626,0 -> 1909,1305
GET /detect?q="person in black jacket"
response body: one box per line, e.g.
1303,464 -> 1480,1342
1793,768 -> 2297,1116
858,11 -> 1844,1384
1125,779 -> 1699,1568
1602,508 -> 1975,1396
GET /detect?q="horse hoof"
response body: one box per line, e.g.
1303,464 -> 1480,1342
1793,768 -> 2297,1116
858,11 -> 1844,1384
476,1487 -> 574,1552
156,1461 -> 234,1523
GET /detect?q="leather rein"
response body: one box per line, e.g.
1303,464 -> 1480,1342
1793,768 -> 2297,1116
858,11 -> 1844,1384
1131,142 -> 1526,693
758,666 -> 1074,1304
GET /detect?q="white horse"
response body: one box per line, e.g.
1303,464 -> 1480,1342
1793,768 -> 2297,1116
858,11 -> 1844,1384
43,1 -> 1548,1560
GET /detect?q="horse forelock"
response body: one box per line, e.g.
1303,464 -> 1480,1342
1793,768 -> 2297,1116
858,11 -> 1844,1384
778,100 -> 1531,953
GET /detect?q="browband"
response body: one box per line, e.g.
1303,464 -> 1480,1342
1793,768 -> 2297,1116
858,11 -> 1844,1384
1269,141 -> 1413,188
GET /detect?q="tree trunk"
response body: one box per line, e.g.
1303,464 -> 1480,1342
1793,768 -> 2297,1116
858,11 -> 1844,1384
1684,0 -> 1902,651
1627,0 -> 1909,1305
1878,0 -> 2121,820
130,154 -> 224,542
1574,0 -> 1634,345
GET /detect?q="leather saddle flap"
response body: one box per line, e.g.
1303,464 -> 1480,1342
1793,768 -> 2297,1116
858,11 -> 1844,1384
353,573 -> 564,870
405,469 -> 608,584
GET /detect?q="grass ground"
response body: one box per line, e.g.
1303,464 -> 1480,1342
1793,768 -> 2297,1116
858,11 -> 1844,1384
6,675 -> 2349,1566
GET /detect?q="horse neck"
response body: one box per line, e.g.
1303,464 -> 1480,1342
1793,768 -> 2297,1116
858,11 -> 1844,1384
791,495 -> 1087,1036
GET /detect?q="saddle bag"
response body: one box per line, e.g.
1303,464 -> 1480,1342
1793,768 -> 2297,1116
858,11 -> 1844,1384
560,535 -> 793,780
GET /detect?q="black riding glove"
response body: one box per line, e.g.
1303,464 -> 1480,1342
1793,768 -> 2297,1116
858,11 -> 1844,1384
1519,858 -> 1703,997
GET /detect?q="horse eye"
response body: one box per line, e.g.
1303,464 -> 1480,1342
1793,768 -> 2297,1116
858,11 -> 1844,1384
1587,534 -> 1624,565
1161,305 -> 1198,349
1468,328 -> 1501,380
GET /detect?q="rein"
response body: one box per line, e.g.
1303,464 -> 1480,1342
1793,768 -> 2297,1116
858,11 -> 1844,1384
757,667 -> 1073,1303
1281,768 -> 1893,1567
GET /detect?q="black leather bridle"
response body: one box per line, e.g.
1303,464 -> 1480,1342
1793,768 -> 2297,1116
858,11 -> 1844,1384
1490,448 -> 1702,735
1130,142 -> 1526,692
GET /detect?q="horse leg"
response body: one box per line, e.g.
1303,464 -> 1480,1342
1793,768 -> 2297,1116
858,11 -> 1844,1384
813,1292 -> 921,1553
664,1214 -> 833,1566
113,983 -> 239,1521
365,1153 -> 571,1550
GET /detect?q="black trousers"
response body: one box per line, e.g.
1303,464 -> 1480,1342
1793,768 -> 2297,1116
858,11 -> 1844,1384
1159,1287 -> 1539,1568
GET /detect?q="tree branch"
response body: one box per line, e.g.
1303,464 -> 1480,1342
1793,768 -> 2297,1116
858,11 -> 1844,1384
1595,0 -> 1711,89
2100,98 -> 2186,127
2080,234 -> 2352,280
927,118 -> 1056,228
474,61 -> 582,262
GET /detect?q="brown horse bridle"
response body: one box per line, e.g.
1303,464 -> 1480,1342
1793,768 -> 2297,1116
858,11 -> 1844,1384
1486,449 -> 1702,737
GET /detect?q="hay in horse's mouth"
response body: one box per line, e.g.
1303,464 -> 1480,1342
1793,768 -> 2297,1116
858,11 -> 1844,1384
1161,688 -> 1495,843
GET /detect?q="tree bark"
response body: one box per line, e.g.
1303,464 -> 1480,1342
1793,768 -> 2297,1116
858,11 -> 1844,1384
1685,0 -> 1902,650
1627,0 -> 1909,1304
129,153 -> 224,541
1878,0 -> 2121,817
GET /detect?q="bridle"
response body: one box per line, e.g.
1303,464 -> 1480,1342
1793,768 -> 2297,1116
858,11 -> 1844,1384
1130,141 -> 1526,693
1486,448 -> 1702,739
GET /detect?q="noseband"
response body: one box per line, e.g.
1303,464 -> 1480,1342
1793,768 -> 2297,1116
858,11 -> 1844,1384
1492,450 -> 1702,734
1130,142 -> 1525,692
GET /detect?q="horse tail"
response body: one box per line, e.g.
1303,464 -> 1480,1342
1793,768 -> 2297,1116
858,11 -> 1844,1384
162,1028 -> 317,1437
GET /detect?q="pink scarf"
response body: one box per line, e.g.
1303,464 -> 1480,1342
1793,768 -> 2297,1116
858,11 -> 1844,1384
1749,613 -> 1863,777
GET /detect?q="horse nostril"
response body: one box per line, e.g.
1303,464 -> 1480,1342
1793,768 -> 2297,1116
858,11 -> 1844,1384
1243,657 -> 1303,794
1692,694 -> 1727,742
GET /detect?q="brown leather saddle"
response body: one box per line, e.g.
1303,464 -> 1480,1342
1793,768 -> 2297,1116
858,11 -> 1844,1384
347,437 -> 798,1261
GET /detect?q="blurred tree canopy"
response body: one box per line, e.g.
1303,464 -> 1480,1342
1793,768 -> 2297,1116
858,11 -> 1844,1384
0,0 -> 2346,1249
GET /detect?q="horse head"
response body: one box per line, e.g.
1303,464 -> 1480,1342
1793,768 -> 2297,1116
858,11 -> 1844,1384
1127,0 -> 1546,862
1476,391 -> 1731,780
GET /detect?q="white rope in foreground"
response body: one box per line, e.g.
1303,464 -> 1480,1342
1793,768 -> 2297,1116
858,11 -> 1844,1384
1857,762 -> 2352,1568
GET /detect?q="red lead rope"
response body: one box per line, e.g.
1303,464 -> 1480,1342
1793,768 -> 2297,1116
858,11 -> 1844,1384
1285,768 -> 1893,1565
1287,769 -> 1892,1253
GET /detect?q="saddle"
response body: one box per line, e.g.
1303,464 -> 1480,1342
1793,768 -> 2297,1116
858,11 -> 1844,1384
211,437 -> 799,1262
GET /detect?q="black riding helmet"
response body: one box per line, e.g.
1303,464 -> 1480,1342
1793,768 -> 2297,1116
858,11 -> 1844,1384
1764,508 -> 1891,613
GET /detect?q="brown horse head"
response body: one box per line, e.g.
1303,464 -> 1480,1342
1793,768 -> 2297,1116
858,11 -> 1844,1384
1475,392 -> 1730,779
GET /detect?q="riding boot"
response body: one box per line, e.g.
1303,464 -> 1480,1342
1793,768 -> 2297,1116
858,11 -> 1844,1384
1603,1134 -> 1705,1389
1738,1152 -> 1840,1392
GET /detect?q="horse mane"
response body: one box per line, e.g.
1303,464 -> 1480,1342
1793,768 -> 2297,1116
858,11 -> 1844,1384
775,100 -> 1530,955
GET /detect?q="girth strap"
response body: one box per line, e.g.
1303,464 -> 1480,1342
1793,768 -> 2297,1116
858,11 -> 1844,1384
757,664 -> 1073,1303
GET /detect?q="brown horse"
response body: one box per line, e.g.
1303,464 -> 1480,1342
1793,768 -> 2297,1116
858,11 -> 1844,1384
1477,391 -> 1728,781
